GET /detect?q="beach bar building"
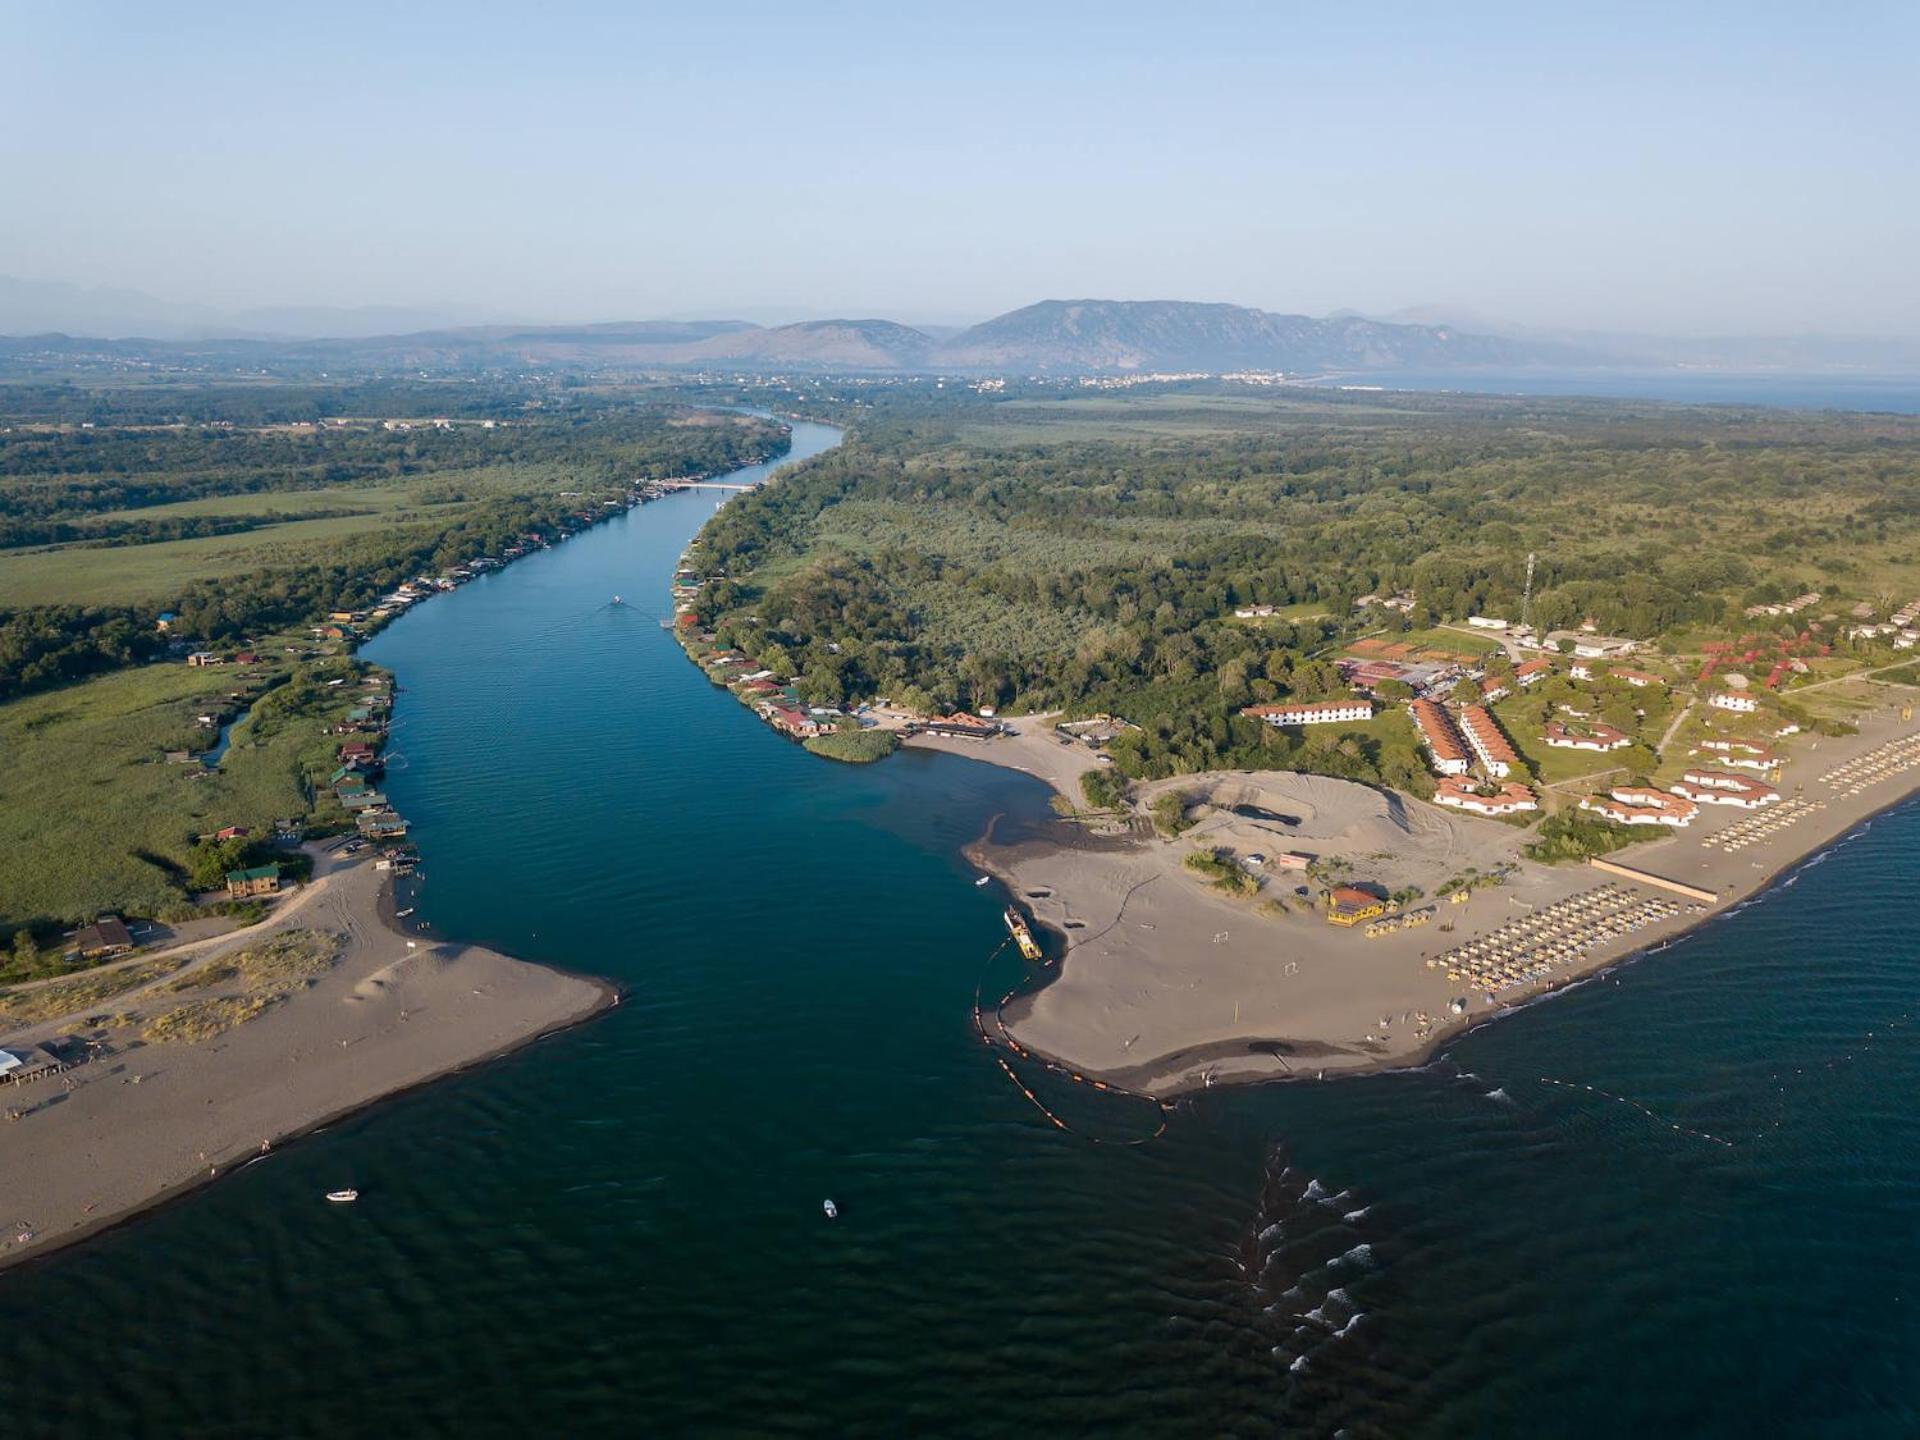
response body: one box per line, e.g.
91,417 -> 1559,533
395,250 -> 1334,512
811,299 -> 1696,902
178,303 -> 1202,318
1325,886 -> 1388,927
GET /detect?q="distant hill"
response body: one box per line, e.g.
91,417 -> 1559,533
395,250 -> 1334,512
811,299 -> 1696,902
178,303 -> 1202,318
12,278 -> 1919,376
933,299 -> 1555,372
692,319 -> 936,369
0,294 -> 1588,374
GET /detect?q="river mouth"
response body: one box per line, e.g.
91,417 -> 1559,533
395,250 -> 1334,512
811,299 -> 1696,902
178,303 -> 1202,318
11,409 -> 1920,1437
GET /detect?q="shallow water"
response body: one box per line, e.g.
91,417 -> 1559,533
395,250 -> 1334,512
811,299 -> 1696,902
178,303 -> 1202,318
7,420 -> 1918,1436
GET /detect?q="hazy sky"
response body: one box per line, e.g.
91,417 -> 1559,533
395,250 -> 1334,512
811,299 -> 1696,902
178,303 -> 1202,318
7,1 -> 1918,335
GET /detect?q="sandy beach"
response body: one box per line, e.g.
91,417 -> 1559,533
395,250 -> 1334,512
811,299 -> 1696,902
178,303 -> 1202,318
957,701 -> 1920,1096
903,712 -> 1107,797
0,846 -> 612,1271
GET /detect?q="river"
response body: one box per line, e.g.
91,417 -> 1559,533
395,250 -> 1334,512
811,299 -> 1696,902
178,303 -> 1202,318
7,418 -> 1919,1436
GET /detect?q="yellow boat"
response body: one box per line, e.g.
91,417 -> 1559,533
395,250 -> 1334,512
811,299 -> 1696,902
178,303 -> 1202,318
1004,906 -> 1044,962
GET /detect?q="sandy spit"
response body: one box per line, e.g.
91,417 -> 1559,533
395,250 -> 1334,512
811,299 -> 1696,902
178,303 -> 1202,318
0,846 -> 614,1272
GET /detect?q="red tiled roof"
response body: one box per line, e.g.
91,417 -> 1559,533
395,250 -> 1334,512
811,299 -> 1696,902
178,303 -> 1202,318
1459,705 -> 1520,767
1410,699 -> 1469,764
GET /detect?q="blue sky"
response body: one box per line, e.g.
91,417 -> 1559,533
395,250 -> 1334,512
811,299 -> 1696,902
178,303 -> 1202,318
6,1 -> 1917,334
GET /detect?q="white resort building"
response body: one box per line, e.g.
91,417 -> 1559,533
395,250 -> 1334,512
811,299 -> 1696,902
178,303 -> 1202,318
1458,705 -> 1521,779
1241,699 -> 1375,728
1433,777 -> 1540,817
1580,785 -> 1699,827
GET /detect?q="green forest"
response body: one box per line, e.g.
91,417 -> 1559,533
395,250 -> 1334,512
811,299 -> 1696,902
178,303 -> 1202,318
687,385 -> 1920,785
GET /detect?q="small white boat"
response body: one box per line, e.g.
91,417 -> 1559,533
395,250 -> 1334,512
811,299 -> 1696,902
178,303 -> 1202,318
974,875 -> 991,887
326,1189 -> 359,1204
822,1199 -> 838,1220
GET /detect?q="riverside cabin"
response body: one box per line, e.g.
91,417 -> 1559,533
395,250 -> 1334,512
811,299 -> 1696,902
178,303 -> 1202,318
68,916 -> 135,960
224,864 -> 283,899
920,712 -> 1002,738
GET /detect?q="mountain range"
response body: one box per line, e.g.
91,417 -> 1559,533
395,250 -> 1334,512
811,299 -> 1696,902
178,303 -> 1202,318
0,293 -> 1576,375
7,279 -> 1917,376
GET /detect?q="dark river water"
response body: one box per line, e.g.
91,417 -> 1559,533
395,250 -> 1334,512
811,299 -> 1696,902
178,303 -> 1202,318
9,419 -> 1918,1437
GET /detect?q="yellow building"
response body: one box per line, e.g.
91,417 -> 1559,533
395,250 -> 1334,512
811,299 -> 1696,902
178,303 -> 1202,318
1326,886 -> 1387,927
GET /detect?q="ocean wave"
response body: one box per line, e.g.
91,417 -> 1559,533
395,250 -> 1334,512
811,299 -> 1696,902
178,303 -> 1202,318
1343,1206 -> 1371,1223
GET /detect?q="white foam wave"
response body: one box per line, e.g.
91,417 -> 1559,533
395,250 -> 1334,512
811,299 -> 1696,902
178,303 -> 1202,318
1290,1354 -> 1310,1373
1486,1086 -> 1511,1103
1343,1206 -> 1371,1223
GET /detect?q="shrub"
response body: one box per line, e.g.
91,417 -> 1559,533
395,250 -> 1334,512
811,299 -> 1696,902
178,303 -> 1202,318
1524,811 -> 1643,863
1150,790 -> 1195,836
803,729 -> 899,764
1184,848 -> 1259,897
1080,768 -> 1124,810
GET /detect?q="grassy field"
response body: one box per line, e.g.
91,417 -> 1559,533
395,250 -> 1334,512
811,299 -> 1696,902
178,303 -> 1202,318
0,656 -> 353,929
0,511 -> 448,606
0,462 -> 570,607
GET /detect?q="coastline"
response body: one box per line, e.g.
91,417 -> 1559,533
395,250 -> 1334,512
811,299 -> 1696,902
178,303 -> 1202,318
951,701 -> 1920,1097
0,842 -> 616,1275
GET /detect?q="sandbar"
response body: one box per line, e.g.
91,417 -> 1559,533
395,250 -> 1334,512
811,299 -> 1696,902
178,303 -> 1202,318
0,845 -> 612,1271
